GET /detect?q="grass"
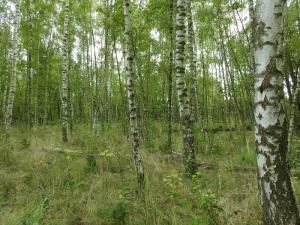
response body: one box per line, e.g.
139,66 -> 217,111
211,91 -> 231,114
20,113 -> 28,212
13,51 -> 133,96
0,122 -> 299,225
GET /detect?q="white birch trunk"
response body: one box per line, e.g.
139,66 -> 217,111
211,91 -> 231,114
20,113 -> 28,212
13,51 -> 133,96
123,0 -> 145,190
175,0 -> 196,176
61,0 -> 70,142
186,0 -> 197,123
4,0 -> 20,131
254,0 -> 299,224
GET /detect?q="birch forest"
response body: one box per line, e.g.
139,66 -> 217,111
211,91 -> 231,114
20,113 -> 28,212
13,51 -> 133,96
1,0 -> 300,224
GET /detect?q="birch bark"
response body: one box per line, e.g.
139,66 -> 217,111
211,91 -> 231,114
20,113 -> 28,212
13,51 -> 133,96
61,0 -> 71,142
175,0 -> 196,176
124,0 -> 145,190
254,0 -> 299,224
4,0 -> 20,131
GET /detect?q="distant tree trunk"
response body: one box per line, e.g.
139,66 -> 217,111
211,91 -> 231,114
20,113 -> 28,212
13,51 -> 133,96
68,35 -> 73,132
113,35 -> 128,134
44,55 -> 49,125
4,0 -> 19,131
85,30 -> 93,127
290,75 -> 300,156
26,0 -> 33,127
0,1 -> 8,124
254,0 -> 300,224
287,0 -> 300,157
248,0 -> 255,77
2,49 -> 9,125
91,27 -> 101,137
167,0 -> 174,151
297,0 -> 300,35
104,7 -> 110,123
123,0 -> 145,190
296,0 -> 300,112
34,40 -> 40,125
43,37 -> 52,125
175,0 -> 197,177
61,0 -> 70,142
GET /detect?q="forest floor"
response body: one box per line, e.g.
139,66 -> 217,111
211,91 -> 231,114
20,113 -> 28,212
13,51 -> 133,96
1,123 -> 300,225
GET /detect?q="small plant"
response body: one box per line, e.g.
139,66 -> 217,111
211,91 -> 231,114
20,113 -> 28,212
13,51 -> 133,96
197,192 -> 221,212
190,174 -> 222,225
19,197 -> 49,225
195,191 -> 223,225
163,172 -> 183,200
100,149 -> 115,158
21,137 -> 31,149
85,154 -> 97,173
0,146 -> 14,166
192,171 -> 203,182
190,215 -> 212,225
108,194 -> 130,225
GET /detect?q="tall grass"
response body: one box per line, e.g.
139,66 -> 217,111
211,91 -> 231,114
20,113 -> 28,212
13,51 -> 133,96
0,123 -> 299,225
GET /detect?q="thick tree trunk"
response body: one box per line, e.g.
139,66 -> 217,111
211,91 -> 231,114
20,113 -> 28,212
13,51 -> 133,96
175,0 -> 197,177
123,0 -> 145,190
254,0 -> 300,224
61,0 -> 70,142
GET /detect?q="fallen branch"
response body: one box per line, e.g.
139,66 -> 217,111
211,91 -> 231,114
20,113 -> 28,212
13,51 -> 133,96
41,147 -> 83,154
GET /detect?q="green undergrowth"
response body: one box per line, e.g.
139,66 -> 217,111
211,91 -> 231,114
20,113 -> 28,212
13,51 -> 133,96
0,122 -> 299,225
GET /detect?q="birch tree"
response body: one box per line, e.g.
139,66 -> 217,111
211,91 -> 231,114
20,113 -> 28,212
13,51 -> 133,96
123,0 -> 145,190
4,0 -> 20,131
26,0 -> 33,127
290,74 -> 300,156
61,0 -> 71,142
175,0 -> 196,176
186,0 -> 197,122
1,0 -> 9,124
254,0 -> 299,224
167,0 -> 174,151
